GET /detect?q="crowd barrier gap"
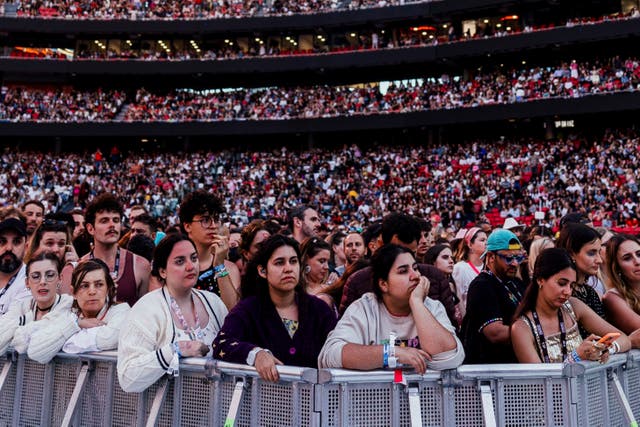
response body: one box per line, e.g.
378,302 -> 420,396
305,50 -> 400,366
1,350 -> 640,426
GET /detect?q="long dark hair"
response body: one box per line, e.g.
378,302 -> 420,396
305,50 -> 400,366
513,248 -> 576,320
71,259 -> 117,315
241,234 -> 303,299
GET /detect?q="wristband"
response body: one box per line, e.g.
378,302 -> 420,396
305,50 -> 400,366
609,341 -> 620,355
214,264 -> 226,274
388,333 -> 398,368
383,343 -> 389,368
216,270 -> 230,280
571,349 -> 581,362
173,342 -> 183,358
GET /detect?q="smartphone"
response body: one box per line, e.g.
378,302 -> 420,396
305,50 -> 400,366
596,332 -> 621,347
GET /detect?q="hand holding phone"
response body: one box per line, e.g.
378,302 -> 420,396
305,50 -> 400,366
595,332 -> 621,348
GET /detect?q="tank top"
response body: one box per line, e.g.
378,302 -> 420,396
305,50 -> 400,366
116,250 -> 138,306
195,263 -> 220,297
522,302 -> 583,363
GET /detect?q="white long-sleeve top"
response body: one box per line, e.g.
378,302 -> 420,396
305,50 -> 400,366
117,288 -> 227,393
318,292 -> 464,371
0,294 -> 74,354
27,302 -> 130,364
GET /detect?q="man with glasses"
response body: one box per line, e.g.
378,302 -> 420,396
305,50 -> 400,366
179,190 -> 240,310
0,218 -> 30,315
460,229 -> 526,364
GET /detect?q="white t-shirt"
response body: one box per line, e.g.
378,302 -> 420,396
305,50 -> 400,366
0,264 -> 29,316
452,261 -> 482,319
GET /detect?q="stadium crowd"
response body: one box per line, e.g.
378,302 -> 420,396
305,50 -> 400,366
1,55 -> 639,122
6,11 -> 639,63
0,127 -> 638,234
3,0 -> 424,20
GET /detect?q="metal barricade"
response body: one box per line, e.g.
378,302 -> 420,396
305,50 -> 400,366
316,369 -> 445,426
206,360 -> 318,427
2,350 -> 640,426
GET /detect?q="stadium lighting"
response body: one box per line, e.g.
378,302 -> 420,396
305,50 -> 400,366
483,19 -> 489,24
350,33 -> 356,37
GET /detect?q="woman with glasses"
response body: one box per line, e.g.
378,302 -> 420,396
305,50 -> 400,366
25,219 -> 78,293
511,248 -> 629,363
0,252 -> 73,354
25,259 -> 130,364
556,223 -> 606,338
319,244 -> 464,372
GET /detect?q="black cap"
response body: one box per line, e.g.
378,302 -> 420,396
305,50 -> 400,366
0,218 -> 27,237
559,212 -> 590,229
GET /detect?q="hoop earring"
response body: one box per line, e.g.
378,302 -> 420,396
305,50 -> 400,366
303,265 -> 311,275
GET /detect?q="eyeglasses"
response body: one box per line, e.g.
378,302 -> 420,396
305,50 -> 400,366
495,253 -> 525,265
192,216 -> 218,228
29,270 -> 58,283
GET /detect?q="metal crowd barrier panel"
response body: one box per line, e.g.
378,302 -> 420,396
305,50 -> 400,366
1,350 -> 640,426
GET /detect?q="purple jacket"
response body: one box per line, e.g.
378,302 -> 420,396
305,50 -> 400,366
212,291 -> 337,368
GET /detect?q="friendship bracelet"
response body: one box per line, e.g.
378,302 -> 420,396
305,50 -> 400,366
216,270 -> 230,280
214,264 -> 226,273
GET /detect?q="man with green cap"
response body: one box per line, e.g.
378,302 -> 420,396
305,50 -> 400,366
460,228 -> 526,364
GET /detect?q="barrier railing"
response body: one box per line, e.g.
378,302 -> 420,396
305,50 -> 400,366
1,350 -> 640,426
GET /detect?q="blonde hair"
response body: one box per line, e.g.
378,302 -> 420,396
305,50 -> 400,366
606,234 -> 640,314
528,237 -> 554,276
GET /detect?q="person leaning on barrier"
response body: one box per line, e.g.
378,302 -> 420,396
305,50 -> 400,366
117,234 -> 228,393
602,234 -> 640,347
0,252 -> 73,354
212,234 -> 337,382
511,248 -> 630,364
318,244 -> 464,373
26,259 -> 130,364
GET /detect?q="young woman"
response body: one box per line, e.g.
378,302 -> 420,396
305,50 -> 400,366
527,237 -> 555,278
300,237 -> 339,296
0,252 -> 73,354
213,234 -> 337,382
424,244 -> 462,327
118,234 -> 228,392
325,231 -> 347,276
26,259 -> 130,364
452,227 -> 487,319
319,244 -> 464,373
25,220 -> 79,294
556,223 -> 605,337
602,234 -> 640,345
511,248 -> 630,363
236,220 -> 271,278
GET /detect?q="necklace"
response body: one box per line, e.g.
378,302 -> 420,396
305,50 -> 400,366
169,292 -> 204,341
89,247 -> 120,280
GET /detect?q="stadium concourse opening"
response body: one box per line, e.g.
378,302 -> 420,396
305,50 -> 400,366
0,109 -> 636,153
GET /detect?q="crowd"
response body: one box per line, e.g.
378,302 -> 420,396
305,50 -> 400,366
3,0 -> 428,20
0,126 -> 639,243
1,55 -> 638,123
0,187 -> 638,393
7,10 -> 638,63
